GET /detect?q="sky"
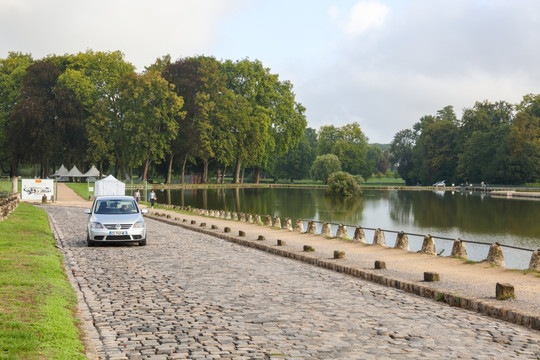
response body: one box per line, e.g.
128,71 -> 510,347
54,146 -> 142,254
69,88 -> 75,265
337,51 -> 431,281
2,0 -> 540,143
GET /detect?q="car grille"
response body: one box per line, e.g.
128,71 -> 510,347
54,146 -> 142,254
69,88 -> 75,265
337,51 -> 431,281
104,224 -> 132,230
106,235 -> 132,240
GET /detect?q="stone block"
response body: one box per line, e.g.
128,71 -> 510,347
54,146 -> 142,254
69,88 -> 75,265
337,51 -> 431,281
394,231 -> 408,250
211,225 -> 218,229
277,239 -> 286,246
420,235 -> 436,255
257,235 -> 265,241
238,230 -> 245,237
224,227 -> 231,233
353,226 -> 366,243
451,238 -> 467,258
336,224 -> 347,238
333,250 -> 345,259
190,220 -> 196,225
424,272 -> 440,282
373,228 -> 386,246
303,245 -> 315,252
321,222 -> 332,237
487,242 -> 505,267
374,260 -> 386,269
528,249 -> 540,271
307,221 -> 317,234
295,219 -> 304,232
200,223 -> 206,227
496,283 -> 514,300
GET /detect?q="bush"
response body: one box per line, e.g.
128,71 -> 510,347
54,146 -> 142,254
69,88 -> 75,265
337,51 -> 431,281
310,154 -> 341,182
326,171 -> 361,196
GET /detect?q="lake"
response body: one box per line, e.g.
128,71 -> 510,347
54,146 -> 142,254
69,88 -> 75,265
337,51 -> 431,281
152,187 -> 540,269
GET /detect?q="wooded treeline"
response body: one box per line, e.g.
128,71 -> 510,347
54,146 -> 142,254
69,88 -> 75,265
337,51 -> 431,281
0,50 -> 387,183
2,50 -> 538,185
390,102 -> 540,185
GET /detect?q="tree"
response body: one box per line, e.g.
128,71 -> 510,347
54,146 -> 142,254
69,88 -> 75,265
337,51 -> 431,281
412,120 -> 459,185
8,60 -> 63,177
0,52 -> 33,174
390,129 -> 416,185
222,59 -> 273,183
59,50 -> 135,176
276,127 -> 317,181
117,71 -> 184,180
326,171 -> 361,196
317,122 -> 370,178
310,154 -> 341,182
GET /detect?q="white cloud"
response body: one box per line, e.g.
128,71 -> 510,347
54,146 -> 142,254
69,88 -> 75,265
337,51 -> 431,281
332,1 -> 390,36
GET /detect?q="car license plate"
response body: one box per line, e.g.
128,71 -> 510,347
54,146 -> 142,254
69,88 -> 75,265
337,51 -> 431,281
109,231 -> 127,235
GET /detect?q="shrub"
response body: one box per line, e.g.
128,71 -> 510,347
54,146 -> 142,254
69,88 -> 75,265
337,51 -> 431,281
326,171 -> 361,196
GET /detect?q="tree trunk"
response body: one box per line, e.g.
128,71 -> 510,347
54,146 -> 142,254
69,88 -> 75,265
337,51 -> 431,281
203,159 -> 209,183
216,169 -> 221,184
99,160 -> 103,179
167,151 -> 174,184
241,167 -> 245,184
233,158 -> 242,184
222,165 -> 227,184
142,156 -> 151,181
181,154 -> 188,184
253,167 -> 260,184
129,167 -> 133,182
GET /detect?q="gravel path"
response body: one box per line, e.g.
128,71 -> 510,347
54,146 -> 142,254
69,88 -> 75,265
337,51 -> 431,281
44,205 -> 539,360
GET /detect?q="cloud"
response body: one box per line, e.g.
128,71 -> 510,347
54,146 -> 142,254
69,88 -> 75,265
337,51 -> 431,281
331,1 -> 390,36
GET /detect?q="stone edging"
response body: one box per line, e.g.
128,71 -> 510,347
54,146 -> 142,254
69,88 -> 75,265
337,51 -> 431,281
147,214 -> 540,331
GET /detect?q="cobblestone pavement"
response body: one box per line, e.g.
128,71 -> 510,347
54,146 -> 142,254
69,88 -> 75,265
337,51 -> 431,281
45,206 -> 540,360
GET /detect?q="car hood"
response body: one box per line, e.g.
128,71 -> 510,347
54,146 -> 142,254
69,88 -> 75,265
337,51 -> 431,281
90,213 -> 144,224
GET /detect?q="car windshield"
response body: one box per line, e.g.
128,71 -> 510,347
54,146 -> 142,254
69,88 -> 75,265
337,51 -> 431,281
94,199 -> 139,214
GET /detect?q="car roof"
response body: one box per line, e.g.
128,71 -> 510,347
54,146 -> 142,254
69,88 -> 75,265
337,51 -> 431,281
95,196 -> 135,201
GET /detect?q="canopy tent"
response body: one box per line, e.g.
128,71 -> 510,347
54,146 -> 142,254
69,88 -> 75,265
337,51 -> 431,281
94,175 -> 125,196
51,164 -> 68,177
66,165 -> 84,177
83,165 -> 100,178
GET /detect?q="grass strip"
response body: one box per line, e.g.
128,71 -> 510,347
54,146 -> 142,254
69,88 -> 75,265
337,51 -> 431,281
0,203 -> 87,359
64,183 -> 92,200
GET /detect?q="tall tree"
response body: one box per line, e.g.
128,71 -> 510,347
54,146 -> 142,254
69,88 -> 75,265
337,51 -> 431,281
117,71 -> 184,180
390,129 -> 417,185
9,60 -> 62,177
0,52 -> 33,175
59,50 -> 135,176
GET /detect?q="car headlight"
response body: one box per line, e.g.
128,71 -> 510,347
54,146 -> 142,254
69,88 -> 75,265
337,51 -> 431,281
90,222 -> 104,229
133,221 -> 145,229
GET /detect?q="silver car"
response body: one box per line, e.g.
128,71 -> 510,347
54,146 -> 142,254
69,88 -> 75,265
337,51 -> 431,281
85,196 -> 148,247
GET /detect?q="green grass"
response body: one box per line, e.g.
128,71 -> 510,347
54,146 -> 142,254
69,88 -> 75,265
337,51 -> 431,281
0,203 -> 87,359
65,183 -> 93,200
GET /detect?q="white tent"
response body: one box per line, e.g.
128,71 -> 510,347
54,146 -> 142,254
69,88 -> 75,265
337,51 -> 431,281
94,175 -> 125,196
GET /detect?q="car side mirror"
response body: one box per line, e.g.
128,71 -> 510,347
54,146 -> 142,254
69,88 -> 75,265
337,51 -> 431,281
141,209 -> 148,214
85,209 -> 91,214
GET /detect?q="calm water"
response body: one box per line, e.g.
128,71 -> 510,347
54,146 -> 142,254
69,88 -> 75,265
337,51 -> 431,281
154,188 -> 540,269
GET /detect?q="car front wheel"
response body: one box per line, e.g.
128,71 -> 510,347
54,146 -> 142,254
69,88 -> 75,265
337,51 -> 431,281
87,233 -> 95,247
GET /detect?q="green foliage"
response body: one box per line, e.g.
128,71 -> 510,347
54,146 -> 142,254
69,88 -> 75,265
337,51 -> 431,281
317,123 -> 370,179
0,203 -> 86,359
311,154 -> 341,182
326,171 -> 362,196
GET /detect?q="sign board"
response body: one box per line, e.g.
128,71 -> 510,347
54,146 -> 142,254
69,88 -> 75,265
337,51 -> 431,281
21,179 -> 54,201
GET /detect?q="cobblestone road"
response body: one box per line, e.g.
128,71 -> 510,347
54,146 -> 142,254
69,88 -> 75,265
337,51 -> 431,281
45,206 -> 540,360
